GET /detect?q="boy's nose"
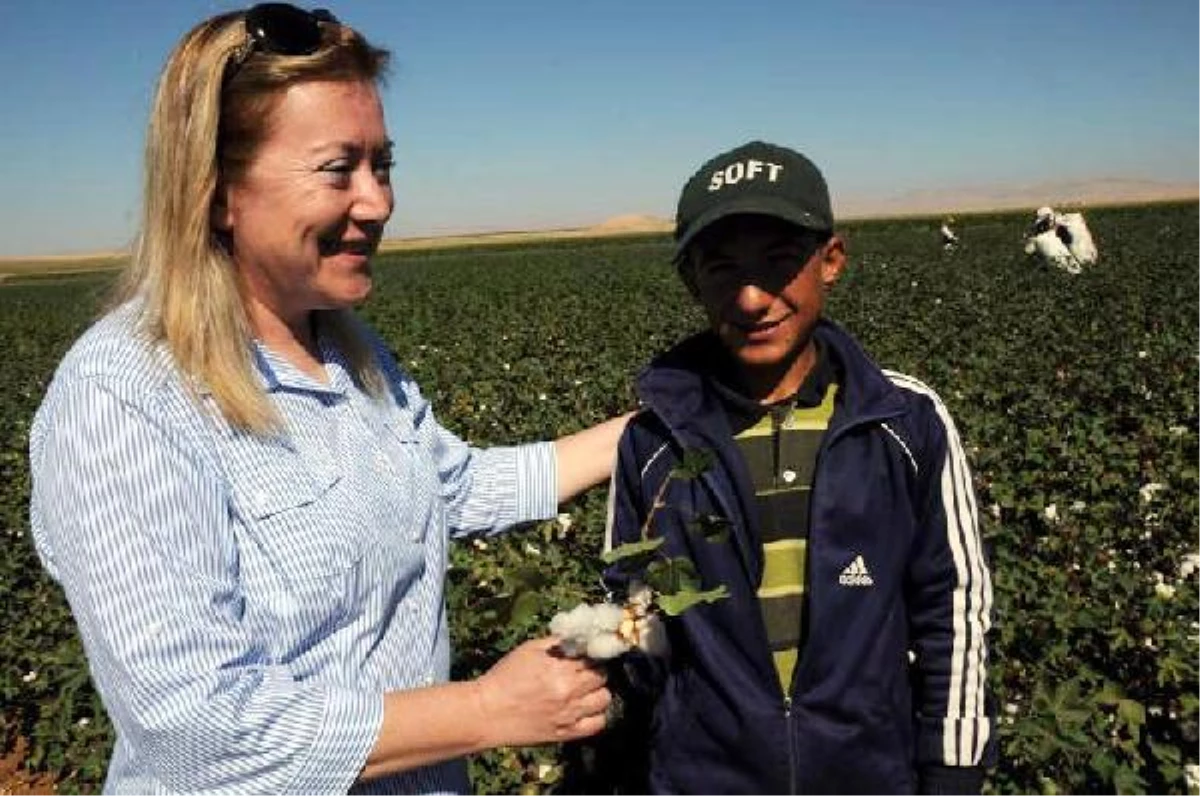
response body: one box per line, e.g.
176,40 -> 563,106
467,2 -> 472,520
732,281 -> 775,314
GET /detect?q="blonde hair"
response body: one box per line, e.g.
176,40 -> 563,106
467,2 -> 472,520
114,10 -> 390,433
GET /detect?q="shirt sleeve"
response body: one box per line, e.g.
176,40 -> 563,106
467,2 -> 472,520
906,391 -> 997,772
28,375 -> 383,794
395,370 -> 558,536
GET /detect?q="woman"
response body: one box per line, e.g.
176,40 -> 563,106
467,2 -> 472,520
28,4 -> 624,793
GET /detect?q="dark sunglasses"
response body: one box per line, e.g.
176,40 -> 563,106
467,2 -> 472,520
226,3 -> 339,82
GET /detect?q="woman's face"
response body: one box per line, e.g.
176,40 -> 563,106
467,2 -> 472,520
217,79 -> 393,330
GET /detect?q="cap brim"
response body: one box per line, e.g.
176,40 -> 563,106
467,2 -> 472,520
673,196 -> 832,262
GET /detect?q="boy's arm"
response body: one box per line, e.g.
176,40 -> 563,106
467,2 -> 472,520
602,416 -> 671,693
905,398 -> 996,795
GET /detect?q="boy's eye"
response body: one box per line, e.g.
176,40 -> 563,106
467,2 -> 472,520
698,261 -> 738,281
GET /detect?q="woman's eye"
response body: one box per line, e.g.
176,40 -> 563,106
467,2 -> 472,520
319,160 -> 354,175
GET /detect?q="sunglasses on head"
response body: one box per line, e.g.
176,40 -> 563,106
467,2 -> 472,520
226,3 -> 339,82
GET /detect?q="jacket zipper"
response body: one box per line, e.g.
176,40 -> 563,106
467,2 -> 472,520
784,695 -> 797,793
775,409 -> 799,794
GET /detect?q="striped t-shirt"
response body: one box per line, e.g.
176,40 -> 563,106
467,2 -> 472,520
710,344 -> 837,695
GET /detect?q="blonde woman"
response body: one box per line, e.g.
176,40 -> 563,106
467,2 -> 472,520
28,4 -> 625,793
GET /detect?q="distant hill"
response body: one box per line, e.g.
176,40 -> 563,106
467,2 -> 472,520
3,181 -> 1195,271
836,178 -> 1198,219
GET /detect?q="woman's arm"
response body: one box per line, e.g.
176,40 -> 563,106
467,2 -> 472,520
361,637 -> 609,781
553,411 -> 636,504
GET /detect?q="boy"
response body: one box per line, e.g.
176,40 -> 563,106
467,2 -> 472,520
603,141 -> 995,794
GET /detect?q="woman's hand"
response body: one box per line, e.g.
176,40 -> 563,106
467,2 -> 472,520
473,636 -> 612,746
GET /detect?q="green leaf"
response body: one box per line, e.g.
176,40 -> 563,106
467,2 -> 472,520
1116,698 -> 1146,740
656,585 -> 730,616
503,564 -> 549,592
1095,680 -> 1123,706
506,590 -> 541,626
600,537 -> 665,564
644,556 -> 699,594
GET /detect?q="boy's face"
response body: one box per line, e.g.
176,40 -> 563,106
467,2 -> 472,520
686,215 -> 845,388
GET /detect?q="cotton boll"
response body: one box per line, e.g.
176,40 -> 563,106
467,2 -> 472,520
549,604 -> 598,657
587,633 -> 632,660
589,602 -> 624,631
550,602 -> 626,659
627,581 -> 654,613
635,614 -> 670,658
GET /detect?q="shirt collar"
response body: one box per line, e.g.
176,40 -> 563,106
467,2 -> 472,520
252,317 -> 350,398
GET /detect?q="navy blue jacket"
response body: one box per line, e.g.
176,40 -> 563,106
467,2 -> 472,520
603,320 -> 995,794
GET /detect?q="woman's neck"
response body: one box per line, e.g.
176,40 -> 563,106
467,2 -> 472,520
245,297 -> 329,384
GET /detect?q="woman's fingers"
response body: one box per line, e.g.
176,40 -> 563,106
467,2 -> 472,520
476,636 -> 613,747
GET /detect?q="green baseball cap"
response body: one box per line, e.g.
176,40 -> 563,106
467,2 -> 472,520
673,140 -> 834,261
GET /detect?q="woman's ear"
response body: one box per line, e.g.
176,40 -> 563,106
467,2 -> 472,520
210,183 -> 233,232
820,235 -> 847,288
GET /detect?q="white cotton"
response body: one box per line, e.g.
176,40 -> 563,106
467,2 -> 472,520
627,580 -> 654,612
636,613 -> 670,658
587,633 -> 633,660
550,602 -> 627,659
1139,482 -> 1166,503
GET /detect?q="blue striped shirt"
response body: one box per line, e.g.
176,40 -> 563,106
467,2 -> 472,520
28,303 -> 557,794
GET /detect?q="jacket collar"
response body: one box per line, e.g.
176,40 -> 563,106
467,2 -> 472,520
634,318 -> 910,588
635,317 -> 908,440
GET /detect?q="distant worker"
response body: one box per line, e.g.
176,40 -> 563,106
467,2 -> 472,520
1024,205 -> 1098,274
940,217 -> 959,251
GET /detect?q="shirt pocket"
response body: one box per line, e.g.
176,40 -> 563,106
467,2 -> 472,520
222,435 -> 369,588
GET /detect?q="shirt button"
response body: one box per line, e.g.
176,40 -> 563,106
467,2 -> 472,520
781,469 -> 797,484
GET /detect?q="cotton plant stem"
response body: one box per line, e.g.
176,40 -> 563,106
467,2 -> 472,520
640,475 -> 673,540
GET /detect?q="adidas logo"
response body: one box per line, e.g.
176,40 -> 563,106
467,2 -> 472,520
838,555 -> 874,587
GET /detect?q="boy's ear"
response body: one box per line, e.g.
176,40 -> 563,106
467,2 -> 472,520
820,235 -> 847,288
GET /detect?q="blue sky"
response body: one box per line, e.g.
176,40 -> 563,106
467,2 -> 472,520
0,0 -> 1195,257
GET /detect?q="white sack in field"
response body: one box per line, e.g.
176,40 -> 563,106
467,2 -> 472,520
1025,229 -> 1082,274
1058,212 -> 1098,265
